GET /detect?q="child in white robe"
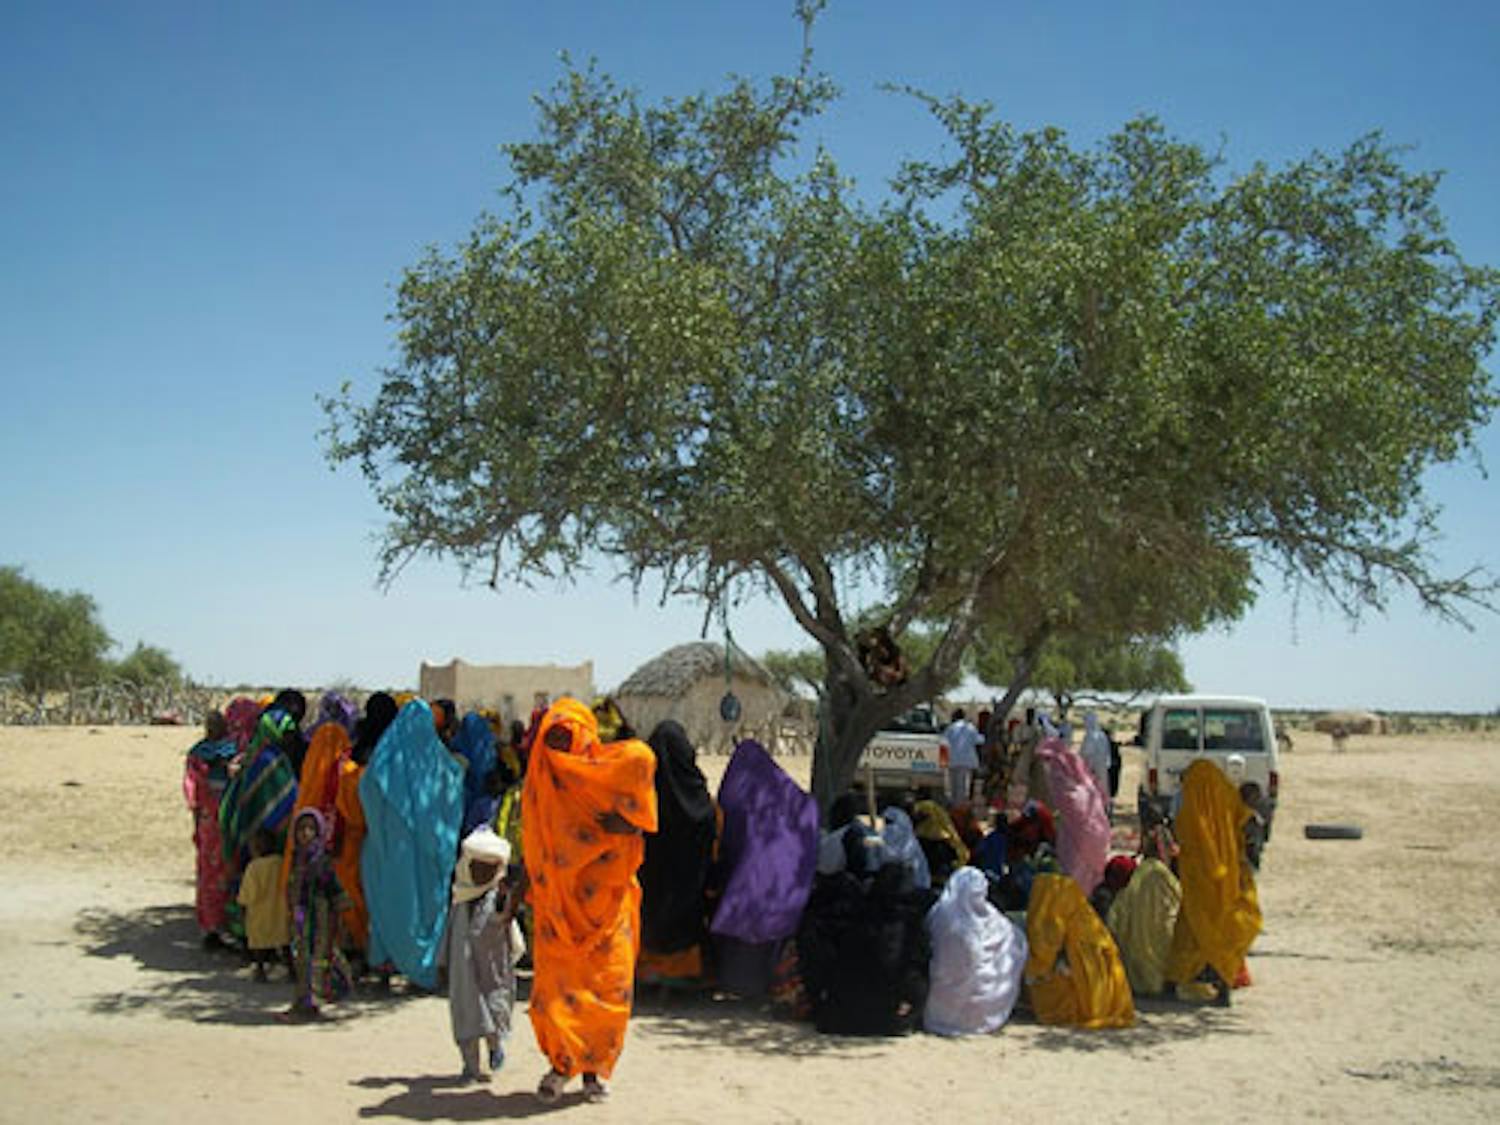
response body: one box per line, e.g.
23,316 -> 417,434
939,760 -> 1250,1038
439,827 -> 520,1081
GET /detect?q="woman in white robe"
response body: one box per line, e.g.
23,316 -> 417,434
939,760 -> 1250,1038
923,867 -> 1028,1036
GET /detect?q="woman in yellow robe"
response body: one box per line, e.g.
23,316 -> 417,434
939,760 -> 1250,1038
1166,760 -> 1261,1005
1106,858 -> 1182,995
523,698 -> 657,1103
1024,873 -> 1134,1028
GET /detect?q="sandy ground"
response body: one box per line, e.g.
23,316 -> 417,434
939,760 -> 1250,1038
3,725 -> 1499,1123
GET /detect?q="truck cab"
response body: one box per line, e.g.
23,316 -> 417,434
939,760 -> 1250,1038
856,705 -> 948,798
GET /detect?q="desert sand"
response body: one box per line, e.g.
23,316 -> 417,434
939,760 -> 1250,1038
2,723 -> 1499,1123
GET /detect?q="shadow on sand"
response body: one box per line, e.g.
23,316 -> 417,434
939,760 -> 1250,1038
73,901 -> 426,1025
631,989 -> 898,1059
634,983 -> 1249,1059
351,1075 -> 568,1121
1021,995 -> 1252,1054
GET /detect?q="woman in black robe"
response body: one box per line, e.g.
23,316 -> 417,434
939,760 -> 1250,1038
636,720 -> 719,987
798,861 -> 933,1036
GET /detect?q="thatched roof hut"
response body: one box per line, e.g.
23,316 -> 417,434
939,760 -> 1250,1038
614,641 -> 787,754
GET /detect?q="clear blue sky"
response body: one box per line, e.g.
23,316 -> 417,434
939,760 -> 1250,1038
3,2 -> 1496,711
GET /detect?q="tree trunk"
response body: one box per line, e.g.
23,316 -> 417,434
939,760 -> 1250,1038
981,624 -> 1051,746
810,665 -> 930,817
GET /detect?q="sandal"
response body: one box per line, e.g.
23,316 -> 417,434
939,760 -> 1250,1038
582,1074 -> 609,1103
536,1070 -> 568,1103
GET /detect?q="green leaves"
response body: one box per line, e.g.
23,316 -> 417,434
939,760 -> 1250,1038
0,567 -> 114,697
326,20 -> 1496,799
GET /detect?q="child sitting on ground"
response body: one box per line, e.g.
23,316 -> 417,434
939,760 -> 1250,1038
439,827 -> 521,1083
237,828 -> 290,982
280,808 -> 353,1022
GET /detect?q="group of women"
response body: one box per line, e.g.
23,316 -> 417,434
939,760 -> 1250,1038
629,718 -> 1264,1035
184,691 -> 1264,1091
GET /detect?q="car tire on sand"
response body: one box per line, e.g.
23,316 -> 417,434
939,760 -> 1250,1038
1304,823 -> 1363,840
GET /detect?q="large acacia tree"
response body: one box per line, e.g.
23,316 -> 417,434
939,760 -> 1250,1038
326,10 -> 1498,807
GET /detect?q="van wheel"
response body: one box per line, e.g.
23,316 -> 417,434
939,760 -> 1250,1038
1303,823 -> 1363,840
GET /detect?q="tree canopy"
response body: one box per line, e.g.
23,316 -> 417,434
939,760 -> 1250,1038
0,566 -> 113,699
110,642 -> 185,690
1019,634 -> 1189,718
326,8 -> 1499,805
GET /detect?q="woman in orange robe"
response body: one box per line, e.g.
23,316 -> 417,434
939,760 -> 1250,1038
333,757 -> 370,952
331,692 -> 398,958
522,698 -> 657,1104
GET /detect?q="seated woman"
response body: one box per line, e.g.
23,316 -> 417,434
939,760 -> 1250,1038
911,799 -> 970,885
1105,857 -> 1182,996
1006,800 -> 1056,863
924,867 -> 1028,1036
799,861 -> 933,1036
1024,872 -> 1135,1029
971,815 -> 1008,879
879,806 -> 931,890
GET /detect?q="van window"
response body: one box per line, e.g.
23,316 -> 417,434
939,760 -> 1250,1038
1161,708 -> 1200,751
1204,708 -> 1266,751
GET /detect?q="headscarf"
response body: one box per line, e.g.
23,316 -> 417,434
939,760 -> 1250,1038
924,867 -> 1028,1036
711,739 -> 818,945
1036,735 -> 1109,895
187,711 -> 237,765
592,696 -> 629,741
308,691 -> 358,739
291,806 -> 330,866
879,807 -> 931,890
278,721 -> 352,893
912,800 -> 971,867
452,827 -> 511,904
224,696 -> 262,753
816,793 -> 866,875
452,711 -> 498,812
269,690 -> 309,774
949,802 -> 986,851
186,719 -> 237,793
1009,800 -> 1056,861
1165,760 -> 1262,989
352,691 -> 398,766
640,721 -> 718,955
272,689 -> 307,725
218,708 -> 299,868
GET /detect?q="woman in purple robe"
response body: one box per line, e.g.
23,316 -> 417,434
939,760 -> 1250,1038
710,739 -> 818,996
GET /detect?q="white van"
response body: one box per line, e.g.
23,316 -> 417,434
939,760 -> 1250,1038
1136,694 -> 1280,833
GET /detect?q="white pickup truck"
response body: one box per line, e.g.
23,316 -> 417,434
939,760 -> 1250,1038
855,706 -> 948,795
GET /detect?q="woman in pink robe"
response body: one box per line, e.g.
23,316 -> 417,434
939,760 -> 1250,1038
183,710 -> 238,942
1036,734 -> 1110,896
